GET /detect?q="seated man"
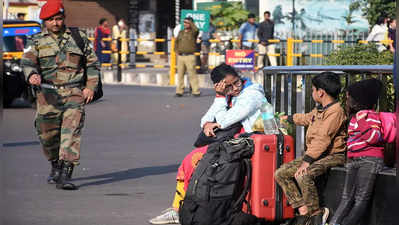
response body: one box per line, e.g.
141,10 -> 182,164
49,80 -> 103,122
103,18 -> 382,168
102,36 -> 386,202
276,72 -> 347,225
149,63 -> 268,224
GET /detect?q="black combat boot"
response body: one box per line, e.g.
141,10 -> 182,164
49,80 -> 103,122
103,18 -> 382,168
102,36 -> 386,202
56,161 -> 77,190
47,160 -> 61,184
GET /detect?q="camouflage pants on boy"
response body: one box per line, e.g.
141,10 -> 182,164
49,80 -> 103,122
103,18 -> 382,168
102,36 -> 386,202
274,154 -> 345,215
35,88 -> 85,165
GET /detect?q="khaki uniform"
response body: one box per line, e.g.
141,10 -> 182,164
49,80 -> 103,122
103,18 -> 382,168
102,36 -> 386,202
175,22 -> 200,95
275,102 -> 347,215
112,25 -> 127,64
21,27 -> 99,165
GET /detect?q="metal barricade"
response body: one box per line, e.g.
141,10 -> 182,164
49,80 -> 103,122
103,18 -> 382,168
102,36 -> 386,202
262,65 -> 394,157
87,34 -> 393,84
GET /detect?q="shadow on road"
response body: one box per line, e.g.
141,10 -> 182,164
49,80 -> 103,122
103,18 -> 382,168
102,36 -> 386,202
74,164 -> 180,188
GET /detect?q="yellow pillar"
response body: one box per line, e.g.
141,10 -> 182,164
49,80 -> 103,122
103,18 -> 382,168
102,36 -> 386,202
286,38 -> 294,66
170,38 -> 176,85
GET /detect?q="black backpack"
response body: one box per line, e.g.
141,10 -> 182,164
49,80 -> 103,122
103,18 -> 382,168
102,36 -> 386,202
179,137 -> 255,225
70,27 -> 103,102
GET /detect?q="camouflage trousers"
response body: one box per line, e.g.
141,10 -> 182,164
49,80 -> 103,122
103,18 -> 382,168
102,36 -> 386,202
274,153 -> 345,215
35,87 -> 85,165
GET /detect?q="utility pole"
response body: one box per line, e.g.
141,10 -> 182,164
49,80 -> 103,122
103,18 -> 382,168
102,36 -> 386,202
175,0 -> 180,27
292,0 -> 295,36
128,0 -> 139,69
5,0 -> 9,19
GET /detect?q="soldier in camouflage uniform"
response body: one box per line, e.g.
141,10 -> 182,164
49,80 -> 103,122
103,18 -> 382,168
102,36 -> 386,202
21,1 -> 99,190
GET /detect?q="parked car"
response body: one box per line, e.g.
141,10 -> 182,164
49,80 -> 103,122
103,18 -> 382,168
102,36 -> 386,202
3,20 -> 41,107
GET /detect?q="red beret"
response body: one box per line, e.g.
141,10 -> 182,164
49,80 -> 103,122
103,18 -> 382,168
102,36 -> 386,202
39,1 -> 65,20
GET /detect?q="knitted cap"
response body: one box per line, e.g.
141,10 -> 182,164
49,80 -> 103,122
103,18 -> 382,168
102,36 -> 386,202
347,78 -> 383,108
40,1 -> 64,20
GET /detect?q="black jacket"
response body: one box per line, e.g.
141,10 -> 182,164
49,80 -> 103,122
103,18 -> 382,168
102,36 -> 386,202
257,20 -> 274,45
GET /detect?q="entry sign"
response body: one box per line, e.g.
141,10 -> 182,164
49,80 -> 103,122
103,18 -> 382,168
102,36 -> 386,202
226,50 -> 255,70
181,10 -> 210,32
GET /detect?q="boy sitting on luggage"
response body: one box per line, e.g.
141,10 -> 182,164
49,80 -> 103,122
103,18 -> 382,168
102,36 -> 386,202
276,72 -> 347,225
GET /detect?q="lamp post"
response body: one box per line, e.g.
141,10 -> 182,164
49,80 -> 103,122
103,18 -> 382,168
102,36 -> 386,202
292,0 -> 295,36
5,0 -> 9,19
128,0 -> 139,70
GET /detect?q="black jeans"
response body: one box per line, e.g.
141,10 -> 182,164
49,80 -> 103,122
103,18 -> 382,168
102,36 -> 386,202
329,157 -> 384,225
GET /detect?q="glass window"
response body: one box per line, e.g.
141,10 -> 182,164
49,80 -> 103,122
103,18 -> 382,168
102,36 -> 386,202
3,35 -> 27,52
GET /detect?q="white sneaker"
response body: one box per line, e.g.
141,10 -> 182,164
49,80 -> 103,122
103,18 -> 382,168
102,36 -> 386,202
149,208 -> 179,224
322,207 -> 330,225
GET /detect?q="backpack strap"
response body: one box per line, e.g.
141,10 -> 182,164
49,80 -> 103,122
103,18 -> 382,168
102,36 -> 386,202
69,27 -> 88,84
69,27 -> 86,55
233,158 -> 252,213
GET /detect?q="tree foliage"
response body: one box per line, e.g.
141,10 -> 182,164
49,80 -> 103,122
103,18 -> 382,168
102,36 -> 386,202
210,2 -> 250,30
350,0 -> 395,27
325,44 -> 393,65
325,44 -> 394,112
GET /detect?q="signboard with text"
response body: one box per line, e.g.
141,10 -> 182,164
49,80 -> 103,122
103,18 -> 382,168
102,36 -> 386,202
180,10 -> 210,32
225,50 -> 255,70
196,1 -> 224,11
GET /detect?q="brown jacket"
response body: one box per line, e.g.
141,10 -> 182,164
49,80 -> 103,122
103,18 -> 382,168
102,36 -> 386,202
292,102 -> 347,163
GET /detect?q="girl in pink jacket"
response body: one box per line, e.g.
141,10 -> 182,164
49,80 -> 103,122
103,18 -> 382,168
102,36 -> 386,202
329,78 -> 386,225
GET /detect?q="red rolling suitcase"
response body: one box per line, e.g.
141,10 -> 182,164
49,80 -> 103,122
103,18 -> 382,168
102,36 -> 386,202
246,133 -> 295,221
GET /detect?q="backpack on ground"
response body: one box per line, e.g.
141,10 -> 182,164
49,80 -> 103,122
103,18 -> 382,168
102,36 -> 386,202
179,137 -> 254,225
70,27 -> 103,102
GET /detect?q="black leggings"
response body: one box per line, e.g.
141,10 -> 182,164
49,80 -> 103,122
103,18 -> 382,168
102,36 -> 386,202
329,157 -> 383,225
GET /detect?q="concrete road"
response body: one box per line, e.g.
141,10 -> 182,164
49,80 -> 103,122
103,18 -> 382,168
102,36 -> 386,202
1,85 -> 216,225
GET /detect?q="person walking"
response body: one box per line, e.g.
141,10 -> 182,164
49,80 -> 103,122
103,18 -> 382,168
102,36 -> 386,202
238,13 -> 258,50
112,18 -> 128,66
94,18 -> 111,65
257,11 -> 277,68
366,16 -> 389,52
21,1 -> 99,190
175,17 -> 200,97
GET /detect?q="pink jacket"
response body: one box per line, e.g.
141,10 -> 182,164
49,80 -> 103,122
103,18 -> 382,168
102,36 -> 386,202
347,110 -> 384,159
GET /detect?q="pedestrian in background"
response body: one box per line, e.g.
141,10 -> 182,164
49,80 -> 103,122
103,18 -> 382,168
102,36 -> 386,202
17,12 -> 26,20
366,16 -> 389,52
238,13 -> 258,50
94,18 -> 111,65
388,18 -> 396,53
257,11 -> 277,68
112,18 -> 128,66
174,17 -> 200,97
21,1 -> 99,190
198,15 -> 219,73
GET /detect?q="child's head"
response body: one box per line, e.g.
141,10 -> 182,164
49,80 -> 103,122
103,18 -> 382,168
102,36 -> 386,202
311,72 -> 341,103
346,78 -> 383,114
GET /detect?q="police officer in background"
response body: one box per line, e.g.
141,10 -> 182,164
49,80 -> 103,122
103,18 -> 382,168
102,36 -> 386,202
21,1 -> 99,190
175,17 -> 201,97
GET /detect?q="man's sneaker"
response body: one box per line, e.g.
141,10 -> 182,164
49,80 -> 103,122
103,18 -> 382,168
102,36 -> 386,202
310,208 -> 329,225
321,208 -> 330,225
149,208 -> 179,224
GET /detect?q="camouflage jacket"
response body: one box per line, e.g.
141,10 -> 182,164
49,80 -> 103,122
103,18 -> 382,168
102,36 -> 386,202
21,27 -> 99,91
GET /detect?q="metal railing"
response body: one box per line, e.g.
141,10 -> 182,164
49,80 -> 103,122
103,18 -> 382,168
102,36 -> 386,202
262,65 -> 395,157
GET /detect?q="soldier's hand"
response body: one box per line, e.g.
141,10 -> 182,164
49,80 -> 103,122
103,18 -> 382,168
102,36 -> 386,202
82,88 -> 94,104
29,74 -> 41,86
